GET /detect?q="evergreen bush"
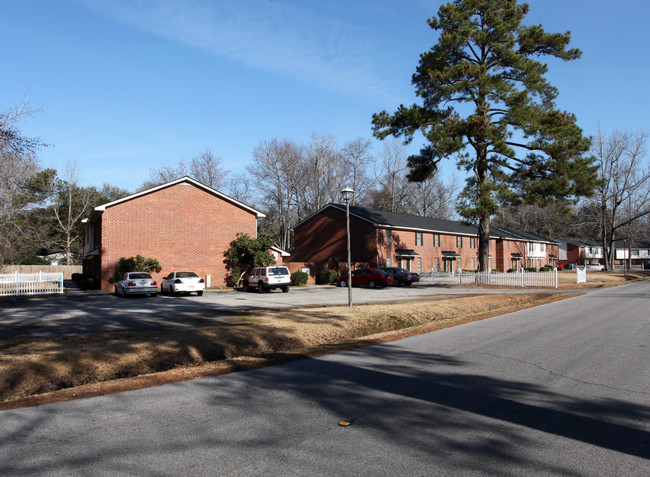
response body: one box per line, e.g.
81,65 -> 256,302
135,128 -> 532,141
316,269 -> 338,285
291,270 -> 309,286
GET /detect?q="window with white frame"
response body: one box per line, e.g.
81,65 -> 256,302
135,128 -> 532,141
415,232 -> 423,246
386,229 -> 391,245
470,237 -> 476,249
417,257 -> 422,273
386,257 -> 392,267
433,234 -> 440,247
456,236 -> 462,248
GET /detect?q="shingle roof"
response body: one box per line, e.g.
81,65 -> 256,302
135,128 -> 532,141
320,204 -> 555,243
552,237 -> 601,247
328,203 -> 480,236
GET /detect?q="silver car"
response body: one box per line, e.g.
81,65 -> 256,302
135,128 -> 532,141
114,272 -> 158,297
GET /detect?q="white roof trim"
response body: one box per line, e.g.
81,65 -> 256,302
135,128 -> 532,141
92,176 -> 265,218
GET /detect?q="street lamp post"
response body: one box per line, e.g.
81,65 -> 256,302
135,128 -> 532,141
341,187 -> 355,307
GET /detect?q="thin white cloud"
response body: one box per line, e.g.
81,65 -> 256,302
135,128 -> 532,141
70,0 -> 400,101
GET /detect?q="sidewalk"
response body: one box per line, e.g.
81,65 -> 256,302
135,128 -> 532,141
63,280 -> 86,296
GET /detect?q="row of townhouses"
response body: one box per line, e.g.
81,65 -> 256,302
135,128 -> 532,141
81,178 -> 564,289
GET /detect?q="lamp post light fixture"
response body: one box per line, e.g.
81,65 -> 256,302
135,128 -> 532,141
341,187 -> 355,307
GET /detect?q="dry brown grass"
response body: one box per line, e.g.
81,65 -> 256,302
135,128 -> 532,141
557,270 -> 647,288
1,270 -> 645,410
1,292 -> 573,409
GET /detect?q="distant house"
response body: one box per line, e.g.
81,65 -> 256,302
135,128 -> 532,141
613,241 -> 650,268
553,237 -> 604,266
286,204 -> 558,283
269,246 -> 290,265
81,177 -> 265,290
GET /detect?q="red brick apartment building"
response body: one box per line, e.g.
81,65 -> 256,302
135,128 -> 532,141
81,177 -> 265,290
286,204 -> 558,283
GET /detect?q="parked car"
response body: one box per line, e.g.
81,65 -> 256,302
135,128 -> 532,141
161,271 -> 205,296
564,263 -> 578,270
381,267 -> 420,286
243,266 -> 292,293
585,263 -> 605,271
114,272 -> 158,297
337,268 -> 394,288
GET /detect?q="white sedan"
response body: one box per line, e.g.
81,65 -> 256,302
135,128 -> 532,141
161,271 -> 205,296
114,272 -> 158,297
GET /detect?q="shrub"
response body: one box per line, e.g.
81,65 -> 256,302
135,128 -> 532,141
79,277 -> 96,290
109,255 -> 162,283
507,268 -> 517,273
291,270 -> 309,286
540,265 -> 553,271
525,267 -> 537,272
14,253 -> 50,265
316,269 -> 338,285
71,273 -> 84,284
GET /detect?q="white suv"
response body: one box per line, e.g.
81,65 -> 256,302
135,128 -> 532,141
243,266 -> 292,293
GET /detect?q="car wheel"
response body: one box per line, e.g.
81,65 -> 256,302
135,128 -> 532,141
114,286 -> 119,296
368,280 -> 376,289
243,281 -> 249,292
282,286 -> 289,293
339,280 -> 348,287
197,290 -> 203,296
405,282 -> 412,287
121,287 -> 127,298
151,293 -> 157,297
257,281 -> 265,293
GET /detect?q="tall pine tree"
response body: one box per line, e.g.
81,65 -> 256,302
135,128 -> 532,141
372,0 -> 598,271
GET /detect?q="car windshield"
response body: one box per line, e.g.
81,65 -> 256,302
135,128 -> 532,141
269,267 -> 289,276
177,272 -> 198,278
129,273 -> 152,279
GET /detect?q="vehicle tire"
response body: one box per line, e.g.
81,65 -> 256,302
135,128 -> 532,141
368,280 -> 376,289
395,280 -> 402,287
197,290 -> 203,296
257,281 -> 265,293
243,281 -> 249,292
114,286 -> 119,296
151,293 -> 157,297
282,286 -> 289,293
121,287 -> 127,298
405,282 -> 412,287
339,280 -> 348,287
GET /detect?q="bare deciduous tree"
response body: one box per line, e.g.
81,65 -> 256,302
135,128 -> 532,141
341,138 -> 374,205
51,160 -> 97,264
367,140 -> 410,213
141,149 -> 229,191
0,100 -> 47,265
591,127 -> 650,269
247,138 -> 301,250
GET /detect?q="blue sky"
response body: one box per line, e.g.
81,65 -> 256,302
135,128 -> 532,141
3,0 -> 649,192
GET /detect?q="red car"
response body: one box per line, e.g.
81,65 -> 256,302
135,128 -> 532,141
337,268 -> 394,288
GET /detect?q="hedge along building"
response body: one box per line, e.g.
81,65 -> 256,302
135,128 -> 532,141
81,177 -> 265,290
286,204 -> 558,284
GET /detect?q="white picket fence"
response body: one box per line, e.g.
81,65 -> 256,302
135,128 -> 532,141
0,271 -> 65,297
424,269 -> 558,288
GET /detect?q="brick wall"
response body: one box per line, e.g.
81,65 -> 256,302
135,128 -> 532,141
98,183 -> 257,289
287,207 -> 559,283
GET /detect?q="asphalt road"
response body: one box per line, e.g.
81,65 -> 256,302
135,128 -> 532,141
1,281 -> 649,475
0,282 -> 567,339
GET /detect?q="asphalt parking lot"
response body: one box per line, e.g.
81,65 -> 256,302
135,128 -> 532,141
0,283 -> 565,339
